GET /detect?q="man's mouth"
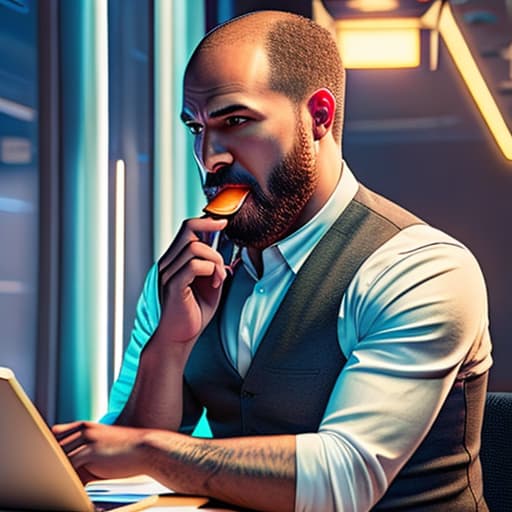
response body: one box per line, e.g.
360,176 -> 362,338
204,183 -> 248,200
203,185 -> 251,218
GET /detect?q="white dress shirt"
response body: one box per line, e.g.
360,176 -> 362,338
103,163 -> 492,512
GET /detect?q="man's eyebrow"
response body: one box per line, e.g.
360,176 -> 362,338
209,104 -> 249,119
180,104 -> 249,123
180,111 -> 193,123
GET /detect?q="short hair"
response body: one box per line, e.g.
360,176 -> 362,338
188,11 -> 346,142
265,16 -> 345,141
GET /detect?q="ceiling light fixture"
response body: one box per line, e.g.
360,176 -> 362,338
346,0 -> 399,12
335,18 -> 421,69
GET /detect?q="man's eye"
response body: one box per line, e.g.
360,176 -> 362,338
225,116 -> 248,128
186,123 -> 203,135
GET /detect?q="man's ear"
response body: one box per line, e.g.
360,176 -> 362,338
307,88 -> 336,141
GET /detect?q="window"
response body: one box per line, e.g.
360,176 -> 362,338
0,0 -> 39,399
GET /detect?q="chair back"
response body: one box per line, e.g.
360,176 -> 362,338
481,392 -> 512,511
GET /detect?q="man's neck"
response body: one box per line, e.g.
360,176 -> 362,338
244,142 -> 343,278
247,247 -> 264,278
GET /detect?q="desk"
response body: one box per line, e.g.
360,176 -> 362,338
87,475 -> 241,511
145,498 -> 240,511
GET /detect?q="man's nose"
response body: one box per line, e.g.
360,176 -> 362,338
200,132 -> 234,173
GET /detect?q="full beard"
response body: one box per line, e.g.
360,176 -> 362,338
226,120 -> 318,249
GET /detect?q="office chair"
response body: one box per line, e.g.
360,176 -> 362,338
480,392 -> 512,512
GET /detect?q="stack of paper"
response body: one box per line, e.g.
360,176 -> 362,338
86,475 -> 209,510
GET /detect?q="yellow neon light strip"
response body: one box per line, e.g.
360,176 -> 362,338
434,2 -> 512,160
114,159 -> 125,380
346,0 -> 399,12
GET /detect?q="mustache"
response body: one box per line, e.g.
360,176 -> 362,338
203,166 -> 256,189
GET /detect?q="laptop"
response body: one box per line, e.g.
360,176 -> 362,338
0,366 -> 158,511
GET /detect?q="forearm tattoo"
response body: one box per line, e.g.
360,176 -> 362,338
153,436 -> 295,493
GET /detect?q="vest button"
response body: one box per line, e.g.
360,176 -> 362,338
241,390 -> 255,398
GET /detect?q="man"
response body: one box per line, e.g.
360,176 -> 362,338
54,10 -> 492,512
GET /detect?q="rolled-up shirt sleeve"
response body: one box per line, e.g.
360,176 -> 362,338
100,263 -> 161,424
295,225 -> 492,512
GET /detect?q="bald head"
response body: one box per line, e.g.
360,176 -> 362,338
186,11 -> 346,142
196,10 -> 289,51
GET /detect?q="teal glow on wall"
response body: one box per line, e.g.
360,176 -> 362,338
154,0 -> 206,259
57,0 -> 212,437
154,0 -> 211,437
59,0 -> 109,421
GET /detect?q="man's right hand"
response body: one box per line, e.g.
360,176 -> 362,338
114,216 -> 229,430
156,216 -> 229,345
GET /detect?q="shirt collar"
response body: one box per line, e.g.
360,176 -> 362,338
241,160 -> 359,278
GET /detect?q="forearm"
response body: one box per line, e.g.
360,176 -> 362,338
115,329 -> 195,430
141,431 -> 296,512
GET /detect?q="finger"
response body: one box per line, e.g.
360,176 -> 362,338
52,421 -> 87,440
160,240 -> 227,290
68,443 -> 93,469
59,429 -> 87,455
195,218 -> 229,246
159,217 -> 227,271
162,258 -> 222,294
76,466 -> 99,484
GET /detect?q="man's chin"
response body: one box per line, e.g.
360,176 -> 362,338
225,224 -> 287,251
225,228 -> 265,249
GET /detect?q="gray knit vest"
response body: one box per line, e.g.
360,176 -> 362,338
183,185 -> 488,511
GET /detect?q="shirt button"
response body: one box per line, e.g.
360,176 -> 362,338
257,286 -> 265,294
241,325 -> 250,341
